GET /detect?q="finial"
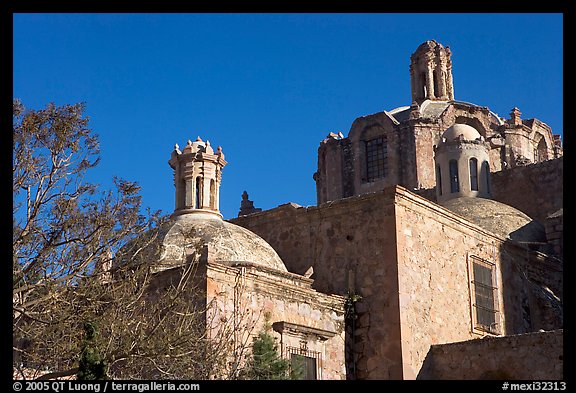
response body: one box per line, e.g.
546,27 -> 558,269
509,107 -> 522,126
174,143 -> 180,150
196,136 -> 203,142
187,140 -> 193,146
217,146 -> 222,153
206,140 -> 211,146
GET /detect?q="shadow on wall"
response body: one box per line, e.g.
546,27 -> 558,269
500,221 -> 563,335
416,347 -> 515,380
416,329 -> 563,380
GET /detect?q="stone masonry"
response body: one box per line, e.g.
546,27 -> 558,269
231,185 -> 563,379
417,329 -> 563,380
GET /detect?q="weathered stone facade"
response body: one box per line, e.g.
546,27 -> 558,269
204,260 -> 346,380
232,186 -> 563,379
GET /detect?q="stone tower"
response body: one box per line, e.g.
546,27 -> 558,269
410,40 -> 454,103
168,137 -> 227,219
434,124 -> 491,203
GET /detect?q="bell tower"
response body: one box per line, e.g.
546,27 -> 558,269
168,136 -> 227,219
410,40 -> 454,103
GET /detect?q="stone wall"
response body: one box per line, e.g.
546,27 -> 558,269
545,209 -> 563,258
231,186 -> 562,379
393,189 -> 507,379
491,158 -> 563,223
205,262 -> 346,380
232,190 -> 405,379
233,187 -> 503,379
417,329 -> 563,380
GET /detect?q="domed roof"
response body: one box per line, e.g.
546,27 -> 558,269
413,40 -> 446,54
440,197 -> 545,242
180,136 -> 215,155
385,100 -> 505,125
157,214 -> 288,272
442,123 -> 482,142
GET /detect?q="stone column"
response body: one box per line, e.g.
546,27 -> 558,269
202,169 -> 211,209
410,64 -> 418,102
446,66 -> 454,100
184,178 -> 192,209
426,66 -> 435,99
509,107 -> 522,126
436,68 -> 447,99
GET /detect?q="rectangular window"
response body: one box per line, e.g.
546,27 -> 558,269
286,346 -> 321,380
482,161 -> 491,195
290,354 -> 317,380
469,256 -> 499,334
470,158 -> 479,191
449,159 -> 459,193
365,137 -> 387,182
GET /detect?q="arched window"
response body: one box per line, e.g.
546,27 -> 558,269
195,177 -> 202,209
534,138 -> 548,163
449,159 -> 459,193
436,164 -> 443,196
469,158 -> 479,191
420,72 -> 427,98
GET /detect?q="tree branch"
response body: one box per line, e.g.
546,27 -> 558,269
35,367 -> 79,380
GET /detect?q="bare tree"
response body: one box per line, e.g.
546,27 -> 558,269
15,223 -> 264,380
12,99 -> 162,378
13,100 -> 261,380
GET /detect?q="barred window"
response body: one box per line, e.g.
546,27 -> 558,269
365,137 -> 387,182
290,354 -> 317,380
470,256 -> 499,334
286,346 -> 320,380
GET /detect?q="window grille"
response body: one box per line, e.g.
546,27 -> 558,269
365,137 -> 387,182
470,256 -> 499,334
286,346 -> 321,380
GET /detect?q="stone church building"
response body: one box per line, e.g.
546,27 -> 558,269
231,40 -> 564,379
134,40 -> 562,380
145,137 -> 347,380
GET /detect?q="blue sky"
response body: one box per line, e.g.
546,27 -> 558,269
13,13 -> 563,220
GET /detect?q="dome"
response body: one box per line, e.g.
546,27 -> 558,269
157,214 -> 288,272
413,39 -> 445,54
181,137 -> 211,154
440,197 -> 545,243
442,124 -> 482,143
